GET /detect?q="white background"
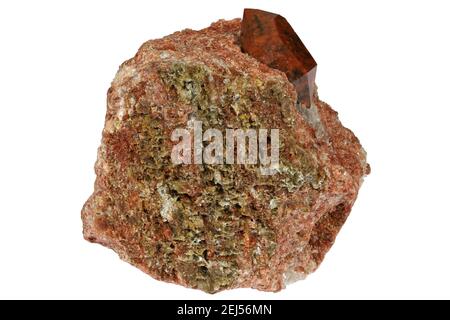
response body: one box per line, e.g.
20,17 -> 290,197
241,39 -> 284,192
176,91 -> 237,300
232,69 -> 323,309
1,0 -> 449,300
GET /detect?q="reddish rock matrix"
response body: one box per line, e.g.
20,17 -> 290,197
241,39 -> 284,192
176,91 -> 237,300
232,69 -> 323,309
82,16 -> 369,293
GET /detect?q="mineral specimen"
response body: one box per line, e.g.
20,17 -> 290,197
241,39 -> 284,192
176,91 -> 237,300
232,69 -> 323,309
82,13 -> 369,293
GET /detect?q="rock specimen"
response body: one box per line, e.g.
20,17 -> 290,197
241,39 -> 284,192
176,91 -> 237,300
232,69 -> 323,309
82,13 -> 369,293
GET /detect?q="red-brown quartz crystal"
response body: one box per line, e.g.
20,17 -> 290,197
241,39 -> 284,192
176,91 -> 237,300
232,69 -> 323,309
241,9 -> 317,108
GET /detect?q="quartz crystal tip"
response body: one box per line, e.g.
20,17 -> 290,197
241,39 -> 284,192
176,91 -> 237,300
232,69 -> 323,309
241,8 -> 317,108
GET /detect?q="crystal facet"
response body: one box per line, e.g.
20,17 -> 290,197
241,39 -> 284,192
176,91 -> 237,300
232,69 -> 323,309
241,9 -> 317,108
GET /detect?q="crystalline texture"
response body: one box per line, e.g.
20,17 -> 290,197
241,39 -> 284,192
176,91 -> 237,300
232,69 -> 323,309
82,16 -> 369,294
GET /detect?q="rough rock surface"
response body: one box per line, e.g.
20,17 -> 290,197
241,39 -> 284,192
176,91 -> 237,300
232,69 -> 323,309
82,19 -> 369,293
